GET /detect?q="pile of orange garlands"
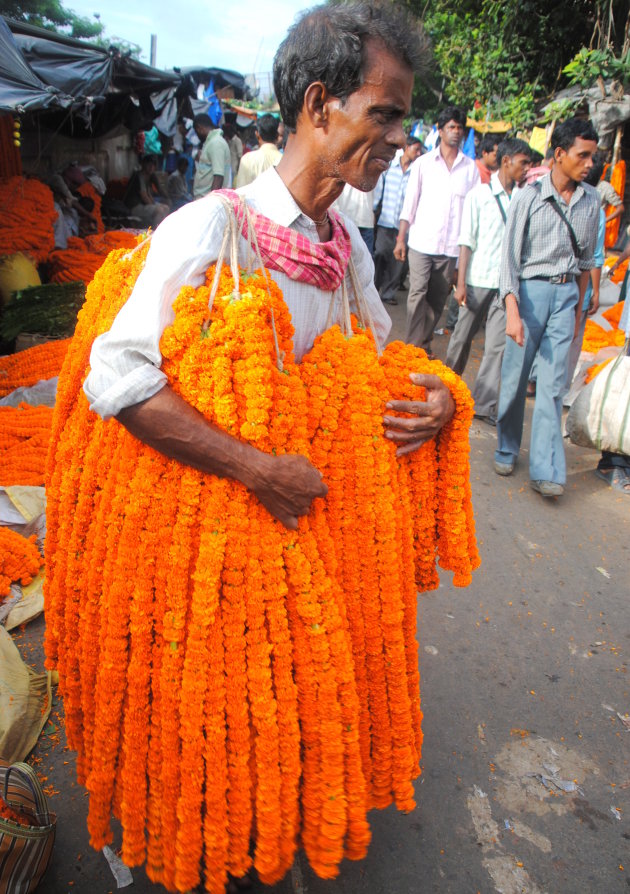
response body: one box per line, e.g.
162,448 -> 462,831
0,338 -> 71,398
44,246 -> 479,894
0,528 -> 41,599
77,181 -> 105,233
585,356 -> 614,383
0,177 -> 56,264
49,232 -> 139,285
581,318 -> 626,355
0,404 -> 53,486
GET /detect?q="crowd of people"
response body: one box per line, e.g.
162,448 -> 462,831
118,111 -> 286,229
369,108 -> 629,498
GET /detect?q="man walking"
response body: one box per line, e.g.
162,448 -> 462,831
444,139 -> 531,405
235,114 -> 282,188
494,118 -> 600,497
395,106 -> 479,355
192,114 -> 231,198
475,134 -> 500,184
372,135 -> 423,304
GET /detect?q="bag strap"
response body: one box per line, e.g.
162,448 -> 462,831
3,762 -> 50,823
545,195 -> 581,257
489,184 -> 507,223
531,179 -> 582,258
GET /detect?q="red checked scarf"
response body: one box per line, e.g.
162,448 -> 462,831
217,189 -> 352,292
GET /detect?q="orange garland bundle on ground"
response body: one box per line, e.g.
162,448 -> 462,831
0,177 -> 57,264
602,300 -> 626,329
0,528 -> 41,598
49,232 -> 139,285
45,246 -> 478,893
585,356 -> 614,383
0,403 -> 53,485
0,338 -> 71,398
581,319 -> 626,355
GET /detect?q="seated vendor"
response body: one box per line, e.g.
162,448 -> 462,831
123,154 -> 170,229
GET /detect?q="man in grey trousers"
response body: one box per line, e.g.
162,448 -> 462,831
445,139 -> 532,419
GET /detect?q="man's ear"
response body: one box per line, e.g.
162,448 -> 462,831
302,82 -> 340,130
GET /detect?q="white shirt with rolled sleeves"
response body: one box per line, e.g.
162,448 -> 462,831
84,167 -> 392,420
399,147 -> 480,257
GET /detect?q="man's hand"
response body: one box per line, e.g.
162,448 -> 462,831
383,373 -> 455,456
454,283 -> 467,307
250,453 -> 328,530
588,292 -> 600,315
393,239 -> 407,263
505,294 -> 524,346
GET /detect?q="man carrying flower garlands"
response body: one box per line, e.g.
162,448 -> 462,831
44,4 -> 479,893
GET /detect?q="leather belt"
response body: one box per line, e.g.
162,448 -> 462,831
530,273 -> 575,284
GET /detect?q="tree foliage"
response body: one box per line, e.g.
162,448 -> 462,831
2,0 -> 104,39
407,0 -> 630,127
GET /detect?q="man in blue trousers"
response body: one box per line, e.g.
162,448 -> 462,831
494,118 -> 600,497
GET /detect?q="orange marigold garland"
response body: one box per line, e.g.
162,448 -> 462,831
0,404 -> 53,485
0,177 -> 56,264
45,250 -> 479,893
0,528 -> 41,598
0,338 -> 71,398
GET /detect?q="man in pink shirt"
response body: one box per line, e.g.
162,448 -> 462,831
395,106 -> 480,354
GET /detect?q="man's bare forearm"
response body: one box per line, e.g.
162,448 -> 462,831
116,384 -> 328,530
117,384 -> 269,489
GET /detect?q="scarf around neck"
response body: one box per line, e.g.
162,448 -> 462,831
217,188 -> 352,293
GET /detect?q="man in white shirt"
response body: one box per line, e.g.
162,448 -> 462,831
445,139 -> 532,396
85,2 -> 455,531
235,114 -> 283,188
394,106 -> 480,355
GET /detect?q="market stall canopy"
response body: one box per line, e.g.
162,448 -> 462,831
0,17 -> 72,112
6,18 -> 180,99
2,17 -> 182,136
176,66 -> 247,100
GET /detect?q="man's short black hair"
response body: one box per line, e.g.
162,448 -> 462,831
273,1 -> 427,131
257,114 -> 280,144
436,106 -> 466,130
141,154 -> 157,166
478,134 -> 500,157
406,135 -> 422,147
193,113 -> 213,129
176,155 -> 189,171
551,117 -> 599,152
496,138 -> 531,166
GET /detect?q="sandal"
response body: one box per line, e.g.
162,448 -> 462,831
595,467 -> 630,494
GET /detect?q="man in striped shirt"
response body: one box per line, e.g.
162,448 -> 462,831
495,118 -> 600,497
372,136 -> 423,304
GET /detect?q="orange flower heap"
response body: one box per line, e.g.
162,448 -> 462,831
0,528 -> 41,598
45,250 -> 479,894
0,177 -> 57,263
0,338 -> 71,398
0,403 -> 54,485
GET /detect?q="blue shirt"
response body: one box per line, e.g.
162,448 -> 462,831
583,208 -> 606,310
373,152 -> 412,229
